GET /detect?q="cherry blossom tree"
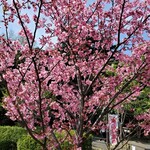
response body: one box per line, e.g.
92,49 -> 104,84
0,0 -> 150,149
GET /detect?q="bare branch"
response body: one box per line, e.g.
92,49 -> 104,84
117,0 -> 126,45
31,0 -> 43,48
13,0 -> 31,49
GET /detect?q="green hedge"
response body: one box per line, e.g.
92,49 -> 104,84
17,135 -> 42,150
0,126 -> 27,150
0,126 -> 93,150
0,140 -> 16,150
0,126 -> 42,150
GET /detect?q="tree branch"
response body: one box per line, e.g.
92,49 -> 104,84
31,0 -> 43,48
13,0 -> 31,49
117,0 -> 126,45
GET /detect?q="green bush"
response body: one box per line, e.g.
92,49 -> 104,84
82,134 -> 93,150
17,133 -> 73,150
0,126 -> 93,150
0,140 -> 16,150
55,130 -> 74,150
17,135 -> 42,150
0,126 -> 27,150
55,130 -> 93,150
60,140 -> 73,150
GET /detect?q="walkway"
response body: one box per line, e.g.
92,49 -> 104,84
92,137 -> 108,150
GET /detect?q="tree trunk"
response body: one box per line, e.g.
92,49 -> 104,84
42,145 -> 48,150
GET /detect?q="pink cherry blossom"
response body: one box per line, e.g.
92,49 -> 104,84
0,0 -> 149,149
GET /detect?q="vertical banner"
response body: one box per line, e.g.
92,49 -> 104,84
108,114 -> 119,145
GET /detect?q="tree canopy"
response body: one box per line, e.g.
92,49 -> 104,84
0,0 -> 149,149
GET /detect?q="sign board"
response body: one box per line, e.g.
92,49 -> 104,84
108,114 -> 119,145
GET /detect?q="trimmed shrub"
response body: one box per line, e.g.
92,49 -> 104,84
0,140 -> 16,150
17,135 -> 42,150
0,126 -> 93,150
0,126 -> 27,150
17,133 -> 73,150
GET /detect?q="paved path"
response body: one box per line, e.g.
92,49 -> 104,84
92,137 -> 150,150
92,137 -> 108,150
92,137 -> 130,150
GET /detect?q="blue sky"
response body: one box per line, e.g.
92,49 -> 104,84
0,0 -> 148,46
0,0 -> 97,48
0,0 -> 94,36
